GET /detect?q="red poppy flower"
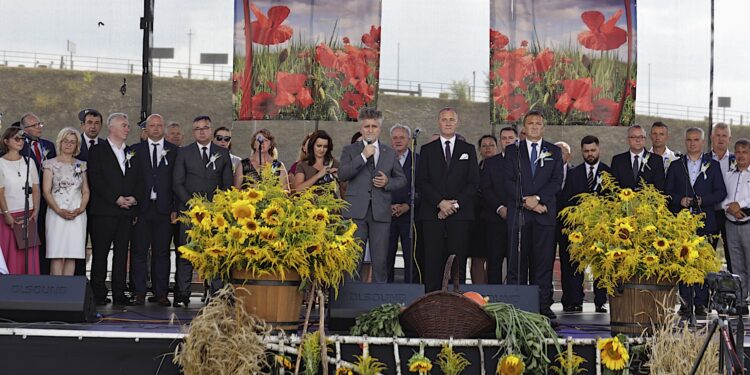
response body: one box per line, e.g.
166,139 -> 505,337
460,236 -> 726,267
272,72 -> 314,109
249,3 -> 293,46
343,37 -> 350,44
492,82 -> 516,104
577,10 -> 627,51
555,77 -> 595,113
497,55 -> 531,92
315,43 -> 339,70
251,92 -> 279,119
591,98 -> 620,125
504,94 -> 530,121
361,25 -> 381,50
520,40 -> 529,47
490,29 -> 509,50
341,55 -> 371,88
533,49 -> 554,74
341,91 -> 364,119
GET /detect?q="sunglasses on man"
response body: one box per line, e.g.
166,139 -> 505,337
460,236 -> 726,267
215,135 -> 231,142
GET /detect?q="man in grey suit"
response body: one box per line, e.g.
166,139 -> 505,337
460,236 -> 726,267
172,115 -> 234,307
339,107 -> 407,283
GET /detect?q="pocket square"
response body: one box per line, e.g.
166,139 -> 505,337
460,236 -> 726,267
459,153 -> 469,160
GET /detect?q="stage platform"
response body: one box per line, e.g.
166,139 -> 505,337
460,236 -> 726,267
2,300 -> 750,374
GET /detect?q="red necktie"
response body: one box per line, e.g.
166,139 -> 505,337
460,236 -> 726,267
33,141 -> 42,162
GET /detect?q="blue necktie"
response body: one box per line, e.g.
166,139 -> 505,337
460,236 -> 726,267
530,143 -> 538,177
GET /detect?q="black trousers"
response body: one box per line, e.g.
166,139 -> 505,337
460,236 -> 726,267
131,204 -> 172,297
557,221 -> 607,307
507,218 -> 555,309
388,218 -> 414,283
486,220 -> 508,284
422,220 -> 469,292
73,217 -> 91,276
37,203 -> 49,274
90,215 -> 133,301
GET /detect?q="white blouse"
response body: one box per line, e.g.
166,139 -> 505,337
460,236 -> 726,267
0,157 -> 39,213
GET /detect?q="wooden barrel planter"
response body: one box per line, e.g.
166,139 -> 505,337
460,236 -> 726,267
231,269 -> 304,332
609,277 -> 676,336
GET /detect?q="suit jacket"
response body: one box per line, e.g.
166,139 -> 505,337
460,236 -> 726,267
21,138 -> 56,180
665,155 -> 727,234
480,153 -> 508,223
416,138 -> 479,221
132,140 -> 179,215
338,141 -> 407,222
173,142 -> 233,209
87,141 -> 141,217
390,149 -> 419,223
560,162 -> 612,209
610,150 -> 665,191
502,140 -> 563,226
76,135 -> 106,162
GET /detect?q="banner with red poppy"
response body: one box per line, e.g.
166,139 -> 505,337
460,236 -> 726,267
233,0 -> 381,121
490,0 -> 637,126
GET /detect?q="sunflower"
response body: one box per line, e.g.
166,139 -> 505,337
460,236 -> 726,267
335,367 -> 353,375
407,353 -> 433,373
618,188 -> 635,201
212,214 -> 228,232
497,354 -> 525,375
676,242 -> 699,262
274,354 -> 293,370
598,337 -> 629,371
188,205 -> 211,228
231,200 -> 256,221
259,226 -> 279,242
653,238 -> 670,252
614,222 -> 635,242
242,247 -> 257,258
606,249 -> 626,260
244,188 -> 264,203
177,246 -> 202,263
262,205 -> 285,226
643,224 -> 657,234
227,226 -> 248,244
643,254 -> 660,265
205,247 -> 227,258
243,219 -> 260,234
309,208 -> 330,223
568,231 -> 584,244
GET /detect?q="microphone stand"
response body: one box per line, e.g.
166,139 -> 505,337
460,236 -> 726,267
513,142 -> 525,286
681,155 -> 703,326
408,134 -> 419,283
22,138 -> 35,275
257,138 -> 264,168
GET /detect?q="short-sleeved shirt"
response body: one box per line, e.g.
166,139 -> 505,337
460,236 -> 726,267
0,157 -> 40,213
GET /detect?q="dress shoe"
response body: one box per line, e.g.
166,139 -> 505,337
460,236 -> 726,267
157,296 -> 172,307
678,305 -> 691,317
595,305 -> 608,313
113,296 -> 136,307
563,305 -> 583,312
173,295 -> 190,308
95,297 -> 112,306
133,294 -> 146,306
694,306 -> 708,317
147,295 -> 159,303
540,308 -> 557,320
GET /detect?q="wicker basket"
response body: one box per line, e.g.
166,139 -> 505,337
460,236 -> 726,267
399,255 -> 495,338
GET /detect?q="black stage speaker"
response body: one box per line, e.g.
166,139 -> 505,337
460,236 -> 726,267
328,283 -> 424,332
459,284 -> 539,313
0,275 -> 97,323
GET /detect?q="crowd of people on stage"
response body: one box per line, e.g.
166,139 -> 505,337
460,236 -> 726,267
0,106 -> 748,320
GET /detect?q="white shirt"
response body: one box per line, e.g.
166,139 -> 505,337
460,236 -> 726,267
650,146 -> 679,169
525,139 -> 543,161
359,139 -> 380,166
197,142 -> 212,166
147,138 -> 164,199
0,158 -> 39,213
630,150 -> 646,170
440,136 -> 456,161
108,138 -> 127,175
397,149 -> 409,167
83,134 -> 99,150
713,149 -> 734,210
722,167 -> 750,223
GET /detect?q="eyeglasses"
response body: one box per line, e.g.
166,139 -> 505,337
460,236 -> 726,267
193,126 -> 211,132
11,136 -> 23,142
215,135 -> 231,142
24,122 -> 44,129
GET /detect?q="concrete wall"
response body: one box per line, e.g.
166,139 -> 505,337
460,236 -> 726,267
2,66 -> 748,168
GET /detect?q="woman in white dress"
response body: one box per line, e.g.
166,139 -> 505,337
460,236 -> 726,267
43,127 -> 89,276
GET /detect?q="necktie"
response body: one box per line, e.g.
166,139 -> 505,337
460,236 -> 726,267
632,155 -> 640,181
152,143 -> 158,169
444,140 -> 451,166
530,143 -> 538,177
202,146 -> 209,167
33,141 -> 42,162
588,165 -> 596,192
89,140 -> 95,150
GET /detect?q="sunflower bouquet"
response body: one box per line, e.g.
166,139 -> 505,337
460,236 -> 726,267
560,173 -> 721,295
178,165 -> 362,294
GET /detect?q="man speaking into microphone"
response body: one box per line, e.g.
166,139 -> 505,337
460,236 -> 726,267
339,107 -> 407,283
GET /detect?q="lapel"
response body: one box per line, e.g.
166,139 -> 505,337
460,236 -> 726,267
102,141 -> 124,176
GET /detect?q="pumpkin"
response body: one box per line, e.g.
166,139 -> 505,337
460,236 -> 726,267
463,291 -> 488,305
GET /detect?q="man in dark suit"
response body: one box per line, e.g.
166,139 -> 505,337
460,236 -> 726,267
87,113 -> 141,306
18,113 -> 57,275
387,123 -> 419,283
665,127 -> 727,318
503,110 -> 563,319
610,124 -> 666,191
470,135 -> 499,284
130,114 -> 178,306
74,108 -> 106,277
416,107 -> 479,292
339,107 -> 407,283
559,136 -> 609,313
481,127 -> 517,284
172,115 -> 233,307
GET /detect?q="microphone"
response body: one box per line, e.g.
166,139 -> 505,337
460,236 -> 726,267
19,129 -> 39,142
412,127 -> 422,139
365,138 -> 374,145
256,134 -> 266,143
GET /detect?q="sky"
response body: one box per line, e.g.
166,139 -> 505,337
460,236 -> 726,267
0,0 -> 748,119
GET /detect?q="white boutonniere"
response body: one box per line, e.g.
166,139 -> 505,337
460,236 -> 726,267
207,153 -> 220,170
699,162 -> 710,180
729,156 -> 737,172
73,162 -> 84,178
42,147 -> 50,161
641,153 -> 652,171
536,149 -> 553,168
595,174 -> 603,191
159,149 -> 170,166
125,150 -> 135,168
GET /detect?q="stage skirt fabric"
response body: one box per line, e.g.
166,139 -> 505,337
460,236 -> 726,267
0,211 -> 40,275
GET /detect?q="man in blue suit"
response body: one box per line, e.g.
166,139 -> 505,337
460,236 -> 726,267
665,127 -> 727,318
387,123 -> 418,283
503,111 -> 563,319
18,113 -> 57,275
130,114 -> 179,306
